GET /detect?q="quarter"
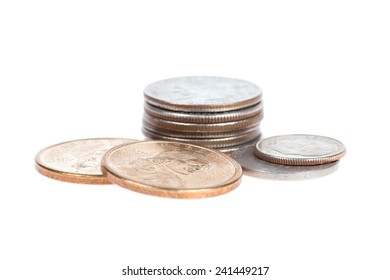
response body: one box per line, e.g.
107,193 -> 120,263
144,76 -> 262,112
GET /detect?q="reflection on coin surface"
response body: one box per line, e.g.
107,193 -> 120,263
101,141 -> 242,198
254,134 -> 346,165
144,76 -> 262,112
35,138 -> 138,184
231,145 -> 339,180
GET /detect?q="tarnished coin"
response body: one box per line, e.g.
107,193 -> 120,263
144,102 -> 263,123
101,141 -> 242,198
143,112 -> 263,133
254,134 -> 346,165
35,138 -> 138,184
142,127 -> 261,148
144,76 -> 262,112
143,120 -> 261,138
231,145 -> 339,180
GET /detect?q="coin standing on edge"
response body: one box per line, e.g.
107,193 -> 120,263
254,134 -> 346,166
144,76 -> 262,112
101,141 -> 243,198
35,138 -> 138,184
231,145 -> 340,180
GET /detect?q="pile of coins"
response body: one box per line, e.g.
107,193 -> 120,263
35,138 -> 243,198
231,134 -> 346,180
35,76 -> 347,198
142,76 -> 264,154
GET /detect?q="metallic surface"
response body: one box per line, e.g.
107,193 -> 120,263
143,112 -> 263,133
254,134 -> 346,165
144,76 -> 262,112
35,138 -> 138,184
142,127 -> 261,148
144,101 -> 263,123
231,145 -> 340,180
143,120 -> 261,138
101,141 -> 242,198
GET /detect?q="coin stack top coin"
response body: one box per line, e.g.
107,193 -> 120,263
142,76 -> 264,153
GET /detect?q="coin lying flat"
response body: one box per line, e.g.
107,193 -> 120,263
254,134 -> 346,165
144,102 -> 263,123
35,138 -> 138,184
231,145 -> 339,180
101,141 -> 242,198
144,76 -> 262,112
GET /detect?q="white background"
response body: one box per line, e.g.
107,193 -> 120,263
1,1 -> 389,279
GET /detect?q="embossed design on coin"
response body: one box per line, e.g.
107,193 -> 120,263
101,141 -> 242,198
144,76 -> 262,112
231,145 -> 339,180
35,138 -> 138,184
254,134 -> 346,165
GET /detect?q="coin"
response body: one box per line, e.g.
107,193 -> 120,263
143,112 -> 263,133
144,101 -> 263,123
35,138 -> 138,184
144,76 -> 262,112
142,127 -> 261,148
143,120 -> 261,138
231,145 -> 340,180
254,134 -> 346,165
101,141 -> 242,198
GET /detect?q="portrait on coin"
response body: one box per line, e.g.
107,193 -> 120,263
121,150 -> 213,189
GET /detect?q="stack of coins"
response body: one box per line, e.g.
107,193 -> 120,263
231,134 -> 346,180
142,76 -> 264,153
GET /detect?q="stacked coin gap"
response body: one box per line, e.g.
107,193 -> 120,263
142,76 -> 264,153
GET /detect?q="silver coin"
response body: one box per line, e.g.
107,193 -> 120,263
142,128 -> 261,149
144,101 -> 263,123
144,76 -> 262,112
143,120 -> 261,139
143,112 -> 263,133
231,145 -> 339,180
254,134 -> 346,165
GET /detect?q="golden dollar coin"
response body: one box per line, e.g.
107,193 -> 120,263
35,138 -> 138,184
101,141 -> 243,198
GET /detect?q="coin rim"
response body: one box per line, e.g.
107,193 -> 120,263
142,127 -> 262,148
144,101 -> 264,123
231,144 -> 340,180
143,76 -> 262,112
35,138 -> 138,184
254,134 -> 346,166
143,112 -> 263,132
101,140 -> 243,198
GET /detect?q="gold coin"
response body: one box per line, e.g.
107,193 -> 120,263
101,141 -> 243,198
35,138 -> 138,184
